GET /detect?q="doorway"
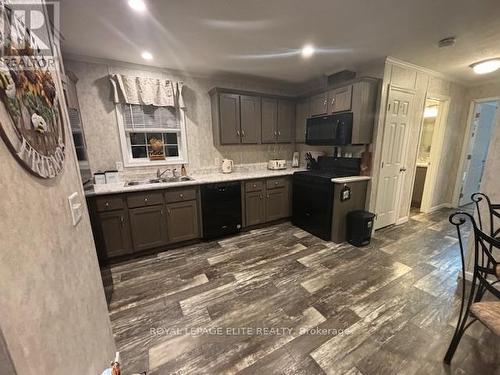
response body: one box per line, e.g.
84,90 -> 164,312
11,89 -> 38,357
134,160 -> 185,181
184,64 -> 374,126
411,97 -> 449,213
457,100 -> 499,206
375,86 -> 414,229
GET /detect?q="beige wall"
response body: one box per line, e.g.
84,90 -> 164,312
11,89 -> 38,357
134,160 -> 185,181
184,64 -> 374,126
369,59 -> 468,226
0,38 -> 115,375
65,58 -> 298,175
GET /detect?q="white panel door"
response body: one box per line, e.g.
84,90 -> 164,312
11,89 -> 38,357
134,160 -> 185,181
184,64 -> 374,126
375,88 -> 414,229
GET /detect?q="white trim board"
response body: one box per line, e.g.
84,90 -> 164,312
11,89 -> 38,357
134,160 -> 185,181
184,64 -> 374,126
385,57 -> 467,86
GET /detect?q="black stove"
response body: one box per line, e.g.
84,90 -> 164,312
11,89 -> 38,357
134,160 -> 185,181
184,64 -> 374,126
292,157 -> 361,240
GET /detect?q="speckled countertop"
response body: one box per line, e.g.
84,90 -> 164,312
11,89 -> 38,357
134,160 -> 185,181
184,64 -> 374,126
85,168 -> 305,197
85,168 -> 371,197
331,176 -> 371,184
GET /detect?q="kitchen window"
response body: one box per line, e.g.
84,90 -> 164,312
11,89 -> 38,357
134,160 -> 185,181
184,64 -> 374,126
116,103 -> 188,166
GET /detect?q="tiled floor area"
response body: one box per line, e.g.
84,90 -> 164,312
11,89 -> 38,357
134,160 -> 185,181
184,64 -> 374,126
102,209 -> 499,374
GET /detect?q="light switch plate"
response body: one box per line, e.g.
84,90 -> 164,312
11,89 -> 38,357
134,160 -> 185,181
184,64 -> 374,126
68,192 -> 83,226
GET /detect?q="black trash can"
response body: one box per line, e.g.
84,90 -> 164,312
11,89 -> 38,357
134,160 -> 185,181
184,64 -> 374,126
346,210 -> 376,247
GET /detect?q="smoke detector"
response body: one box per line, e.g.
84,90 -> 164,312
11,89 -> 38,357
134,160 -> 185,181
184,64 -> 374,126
438,37 -> 456,48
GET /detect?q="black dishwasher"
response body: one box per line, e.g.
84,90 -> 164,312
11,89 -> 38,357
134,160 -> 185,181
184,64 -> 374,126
201,182 -> 242,239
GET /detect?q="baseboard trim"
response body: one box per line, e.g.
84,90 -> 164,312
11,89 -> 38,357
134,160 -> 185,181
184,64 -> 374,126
395,216 -> 409,225
426,202 -> 452,213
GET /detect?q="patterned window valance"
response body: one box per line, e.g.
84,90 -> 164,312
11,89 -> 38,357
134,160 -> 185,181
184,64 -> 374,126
110,74 -> 185,108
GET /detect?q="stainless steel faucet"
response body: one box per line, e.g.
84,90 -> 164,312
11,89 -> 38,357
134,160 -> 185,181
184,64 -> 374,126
157,168 -> 171,178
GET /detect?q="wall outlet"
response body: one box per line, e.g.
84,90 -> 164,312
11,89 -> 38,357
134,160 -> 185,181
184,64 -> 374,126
68,192 -> 83,226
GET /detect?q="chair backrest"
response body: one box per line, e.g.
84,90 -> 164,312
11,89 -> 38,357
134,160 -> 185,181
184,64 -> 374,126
450,211 -> 500,290
472,193 -> 500,239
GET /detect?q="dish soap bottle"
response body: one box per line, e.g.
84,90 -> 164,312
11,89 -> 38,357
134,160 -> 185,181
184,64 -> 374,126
181,164 -> 187,176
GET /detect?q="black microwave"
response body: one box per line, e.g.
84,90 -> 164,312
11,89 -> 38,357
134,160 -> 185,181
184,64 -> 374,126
306,112 -> 353,145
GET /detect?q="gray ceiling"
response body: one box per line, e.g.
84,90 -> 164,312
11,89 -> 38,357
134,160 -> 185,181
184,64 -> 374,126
60,0 -> 500,84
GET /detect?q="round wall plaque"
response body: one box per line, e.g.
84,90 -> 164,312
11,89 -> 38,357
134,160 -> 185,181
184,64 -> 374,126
0,8 -> 66,178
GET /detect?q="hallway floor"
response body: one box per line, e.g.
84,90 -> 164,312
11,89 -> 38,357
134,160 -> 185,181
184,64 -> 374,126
102,209 -> 499,374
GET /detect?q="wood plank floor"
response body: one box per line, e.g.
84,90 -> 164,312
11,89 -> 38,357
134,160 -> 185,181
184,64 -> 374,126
101,209 -> 500,374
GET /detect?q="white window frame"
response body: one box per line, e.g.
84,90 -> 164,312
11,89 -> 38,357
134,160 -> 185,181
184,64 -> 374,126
115,104 -> 189,167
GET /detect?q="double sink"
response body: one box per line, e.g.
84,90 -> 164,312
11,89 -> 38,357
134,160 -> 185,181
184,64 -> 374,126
124,176 -> 194,187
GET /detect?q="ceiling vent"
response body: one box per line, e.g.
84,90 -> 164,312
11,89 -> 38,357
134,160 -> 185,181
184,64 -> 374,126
438,37 -> 456,48
327,70 -> 356,86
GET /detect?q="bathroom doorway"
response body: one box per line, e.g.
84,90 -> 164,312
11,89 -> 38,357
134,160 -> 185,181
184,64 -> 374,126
456,100 -> 498,207
411,97 -> 449,214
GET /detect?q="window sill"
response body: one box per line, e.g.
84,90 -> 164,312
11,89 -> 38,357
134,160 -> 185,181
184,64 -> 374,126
124,157 -> 187,168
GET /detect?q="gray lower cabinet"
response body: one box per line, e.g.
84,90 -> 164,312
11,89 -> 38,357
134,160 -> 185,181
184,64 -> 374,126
98,210 -> 133,258
129,205 -> 168,252
166,200 -> 200,243
265,187 -> 289,221
244,177 -> 291,227
245,190 -> 266,226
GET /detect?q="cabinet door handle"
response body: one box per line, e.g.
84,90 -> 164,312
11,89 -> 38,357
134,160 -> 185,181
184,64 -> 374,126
274,131 -> 277,136
236,130 -> 240,136
259,194 -> 263,199
105,202 -> 110,207
179,193 -> 184,199
267,194 -> 270,199
167,208 -> 171,215
323,98 -> 327,106
144,198 -> 148,203
160,209 -> 163,216
278,130 -> 281,136
120,216 -> 124,226
275,181 -> 279,185
241,129 -> 245,137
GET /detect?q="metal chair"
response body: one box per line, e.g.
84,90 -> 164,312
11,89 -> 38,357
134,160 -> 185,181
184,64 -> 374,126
444,210 -> 500,364
471,192 -> 500,240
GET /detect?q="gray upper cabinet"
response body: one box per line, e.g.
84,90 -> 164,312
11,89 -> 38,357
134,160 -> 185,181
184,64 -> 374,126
211,88 -> 294,145
304,78 -> 379,144
310,92 -> 328,117
277,99 -> 295,143
328,85 -> 352,113
295,98 -> 310,143
240,95 -> 261,144
261,97 -> 278,143
219,93 -> 241,144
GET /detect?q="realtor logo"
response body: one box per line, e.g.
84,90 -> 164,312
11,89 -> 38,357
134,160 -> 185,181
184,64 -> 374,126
1,0 -> 60,70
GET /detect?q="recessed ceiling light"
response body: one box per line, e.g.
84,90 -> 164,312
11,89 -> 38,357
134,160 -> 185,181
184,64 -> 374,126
301,45 -> 315,58
471,58 -> 500,75
128,0 -> 146,12
141,51 -> 153,60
